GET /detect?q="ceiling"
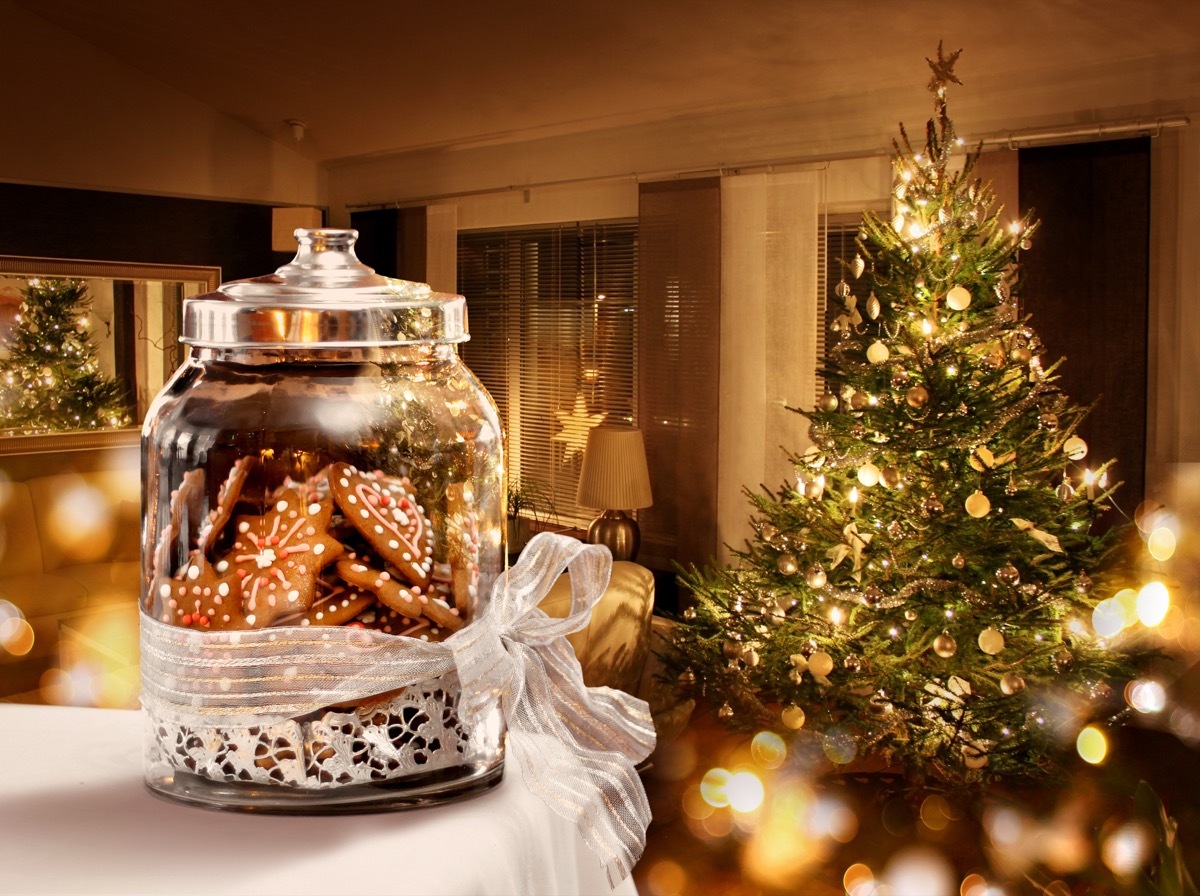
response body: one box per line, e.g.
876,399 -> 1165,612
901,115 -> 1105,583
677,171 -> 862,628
17,0 -> 1200,167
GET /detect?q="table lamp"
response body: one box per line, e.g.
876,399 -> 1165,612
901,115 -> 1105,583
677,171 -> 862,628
576,425 -> 653,561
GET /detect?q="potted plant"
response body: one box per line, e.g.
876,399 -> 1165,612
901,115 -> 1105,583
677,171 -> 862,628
506,477 -> 555,553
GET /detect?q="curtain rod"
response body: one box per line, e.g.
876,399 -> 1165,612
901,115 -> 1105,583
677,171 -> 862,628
345,113 -> 1189,212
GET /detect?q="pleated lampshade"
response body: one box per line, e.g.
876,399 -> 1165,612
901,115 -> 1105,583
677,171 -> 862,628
576,426 -> 653,511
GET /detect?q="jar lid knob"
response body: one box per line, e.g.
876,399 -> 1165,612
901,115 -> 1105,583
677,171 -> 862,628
273,228 -> 383,288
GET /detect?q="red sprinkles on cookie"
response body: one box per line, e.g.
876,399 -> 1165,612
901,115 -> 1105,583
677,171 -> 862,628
220,488 -> 345,627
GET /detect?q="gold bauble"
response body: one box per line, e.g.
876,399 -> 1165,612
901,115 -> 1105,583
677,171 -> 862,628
933,631 -> 957,658
717,703 -> 735,720
1039,413 -> 1059,431
805,565 -> 827,588
952,553 -> 966,569
880,466 -> 902,488
808,650 -> 834,677
776,553 -> 799,576
1063,436 -> 1088,460
857,463 -> 881,487
866,341 -> 890,363
977,627 -> 1005,655
818,392 -> 840,412
781,704 -> 806,729
996,563 -> 1021,587
965,490 -> 991,518
946,285 -> 972,311
850,391 -> 871,411
1011,346 -> 1033,364
999,672 -> 1026,696
905,385 -> 929,408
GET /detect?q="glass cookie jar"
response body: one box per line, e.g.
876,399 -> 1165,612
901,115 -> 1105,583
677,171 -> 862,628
140,229 -> 505,811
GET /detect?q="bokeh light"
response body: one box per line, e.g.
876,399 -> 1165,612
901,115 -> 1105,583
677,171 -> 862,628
699,767 -> 732,808
1075,725 -> 1108,765
844,862 -> 875,896
46,480 -> 116,563
1125,678 -> 1167,714
1136,582 -> 1170,627
1091,599 -> 1124,638
0,614 -> 34,655
726,770 -> 765,813
750,731 -> 787,769
1147,526 -> 1176,561
645,859 -> 687,896
1100,821 -> 1154,878
882,845 -> 956,896
920,794 -> 953,832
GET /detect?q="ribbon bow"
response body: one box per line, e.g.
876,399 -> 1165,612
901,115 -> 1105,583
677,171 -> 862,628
141,532 -> 655,886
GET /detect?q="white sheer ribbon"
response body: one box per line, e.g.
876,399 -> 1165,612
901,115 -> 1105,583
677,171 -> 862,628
141,532 -> 655,885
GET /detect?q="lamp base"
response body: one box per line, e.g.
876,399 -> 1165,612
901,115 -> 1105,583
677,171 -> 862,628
586,510 -> 641,562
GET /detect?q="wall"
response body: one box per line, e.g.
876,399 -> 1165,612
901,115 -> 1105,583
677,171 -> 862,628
0,1 -> 322,207
327,48 -> 1200,533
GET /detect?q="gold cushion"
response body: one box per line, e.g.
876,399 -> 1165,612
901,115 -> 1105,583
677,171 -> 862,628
538,560 -> 655,696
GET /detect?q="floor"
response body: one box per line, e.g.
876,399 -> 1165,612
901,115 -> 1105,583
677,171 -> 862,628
632,700 -> 1200,895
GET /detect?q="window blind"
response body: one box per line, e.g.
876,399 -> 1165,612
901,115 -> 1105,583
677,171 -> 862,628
458,221 -> 638,528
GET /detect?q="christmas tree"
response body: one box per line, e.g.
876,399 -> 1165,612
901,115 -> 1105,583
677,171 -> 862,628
672,45 -> 1152,785
0,278 -> 131,432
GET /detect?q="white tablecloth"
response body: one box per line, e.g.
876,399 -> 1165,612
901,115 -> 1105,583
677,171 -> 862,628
0,704 -> 638,896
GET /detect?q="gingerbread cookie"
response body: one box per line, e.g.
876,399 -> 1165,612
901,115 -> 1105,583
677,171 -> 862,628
336,557 -> 463,632
197,456 -> 255,554
152,551 -> 247,631
328,464 -> 433,586
352,604 -> 451,642
218,488 -> 345,627
275,578 -> 374,627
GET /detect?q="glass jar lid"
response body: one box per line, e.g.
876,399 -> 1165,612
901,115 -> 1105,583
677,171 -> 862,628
182,229 -> 468,348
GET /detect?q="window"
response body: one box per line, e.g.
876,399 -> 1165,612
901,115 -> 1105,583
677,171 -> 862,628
458,221 -> 638,527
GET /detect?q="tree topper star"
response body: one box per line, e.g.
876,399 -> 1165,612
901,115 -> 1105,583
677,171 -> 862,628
926,41 -> 963,93
552,393 -> 605,461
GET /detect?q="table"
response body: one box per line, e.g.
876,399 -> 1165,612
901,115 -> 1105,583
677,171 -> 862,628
0,704 -> 639,896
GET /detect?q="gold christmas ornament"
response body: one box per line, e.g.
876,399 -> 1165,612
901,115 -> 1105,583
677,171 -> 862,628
965,490 -> 991,518
922,495 -> 945,516
852,254 -> 866,279
866,341 -> 890,363
866,293 -> 881,320
818,392 -> 840,412
952,553 -> 966,569
677,669 -> 696,689
999,672 -> 1025,696
880,466 -> 902,488
1039,412 -> 1059,431
808,650 -> 835,677
850,391 -> 871,411
760,522 -> 779,542
977,627 -> 1005,655
933,631 -> 958,658
776,553 -> 799,576
857,463 -> 881,487
718,703 -> 735,720
781,704 -> 806,729
1063,436 -> 1088,460
946,285 -> 972,311
805,564 -> 827,588
1011,346 -> 1033,364
905,384 -> 930,408
996,563 -> 1021,587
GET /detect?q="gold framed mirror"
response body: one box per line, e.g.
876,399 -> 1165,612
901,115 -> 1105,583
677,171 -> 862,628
0,256 -> 220,456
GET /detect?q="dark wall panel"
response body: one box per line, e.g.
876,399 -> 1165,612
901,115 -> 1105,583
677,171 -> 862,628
0,182 -> 290,281
1019,138 -> 1150,517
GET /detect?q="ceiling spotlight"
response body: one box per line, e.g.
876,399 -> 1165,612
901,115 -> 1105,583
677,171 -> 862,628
286,119 -> 307,141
